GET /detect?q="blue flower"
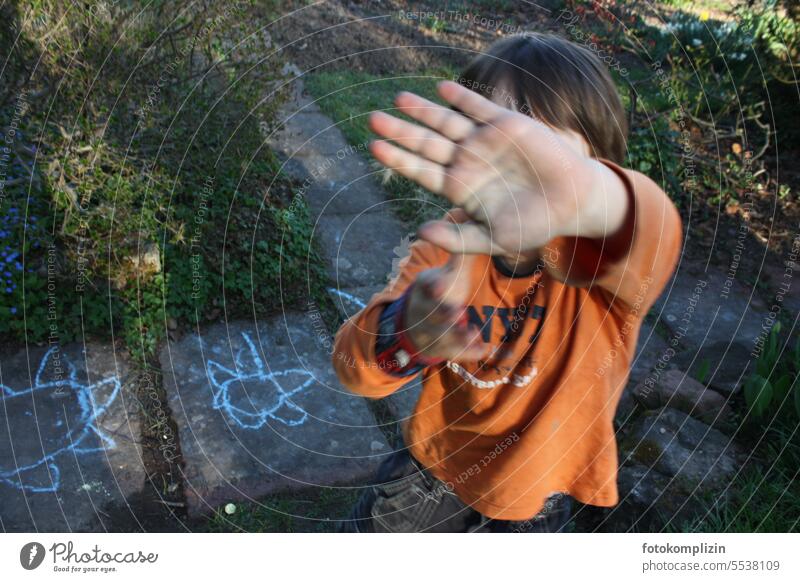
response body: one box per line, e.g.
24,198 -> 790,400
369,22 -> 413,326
10,307 -> 16,314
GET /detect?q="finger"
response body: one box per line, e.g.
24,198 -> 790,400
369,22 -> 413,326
368,111 -> 458,165
439,250 -> 483,308
437,80 -> 506,125
445,207 -> 470,223
394,91 -> 476,142
369,140 -> 445,193
417,220 -> 495,256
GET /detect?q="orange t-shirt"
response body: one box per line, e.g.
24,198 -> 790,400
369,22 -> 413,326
332,161 -> 682,520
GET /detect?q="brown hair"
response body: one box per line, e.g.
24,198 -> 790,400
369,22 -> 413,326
456,33 -> 627,164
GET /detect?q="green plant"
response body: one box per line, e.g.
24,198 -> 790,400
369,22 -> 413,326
743,322 -> 800,421
675,411 -> 800,533
695,358 -> 711,384
1,1 -> 329,359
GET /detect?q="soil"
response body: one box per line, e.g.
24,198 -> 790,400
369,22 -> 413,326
267,0 -> 557,74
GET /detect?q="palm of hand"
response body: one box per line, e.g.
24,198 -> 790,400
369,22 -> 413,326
369,81 -> 595,255
444,114 -> 589,254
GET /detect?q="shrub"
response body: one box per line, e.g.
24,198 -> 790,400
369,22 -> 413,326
0,1 -> 328,359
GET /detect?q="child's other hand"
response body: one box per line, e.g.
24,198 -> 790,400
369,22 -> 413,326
404,252 -> 488,362
368,80 -> 627,256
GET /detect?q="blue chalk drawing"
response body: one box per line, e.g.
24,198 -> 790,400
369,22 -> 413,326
206,332 -> 315,429
327,287 -> 365,310
0,348 -> 121,493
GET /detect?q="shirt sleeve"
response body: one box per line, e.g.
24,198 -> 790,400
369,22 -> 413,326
331,219 -> 451,399
541,159 -> 683,312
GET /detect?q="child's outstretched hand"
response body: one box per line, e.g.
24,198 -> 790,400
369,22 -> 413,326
368,80 -> 628,256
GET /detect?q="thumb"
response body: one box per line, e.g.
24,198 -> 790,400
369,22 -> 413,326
417,219 -> 494,256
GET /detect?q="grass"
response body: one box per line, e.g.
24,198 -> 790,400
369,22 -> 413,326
305,70 -> 458,229
671,324 -> 800,532
201,488 -> 361,532
672,419 -> 800,532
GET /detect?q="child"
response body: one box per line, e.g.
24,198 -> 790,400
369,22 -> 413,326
332,33 -> 682,532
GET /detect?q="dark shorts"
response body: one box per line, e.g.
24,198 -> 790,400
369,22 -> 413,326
339,448 -> 573,533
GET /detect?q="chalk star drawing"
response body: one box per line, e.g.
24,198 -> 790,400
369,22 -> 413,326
206,332 -> 316,429
0,348 -> 121,493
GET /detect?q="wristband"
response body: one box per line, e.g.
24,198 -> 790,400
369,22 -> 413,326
375,284 -> 447,376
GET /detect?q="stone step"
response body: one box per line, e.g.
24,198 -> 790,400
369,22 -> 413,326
0,343 -> 144,532
159,314 -> 390,517
653,261 -> 770,350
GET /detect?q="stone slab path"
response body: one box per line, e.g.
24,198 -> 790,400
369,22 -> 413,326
156,73 -> 425,517
0,343 -> 143,532
271,77 -> 423,422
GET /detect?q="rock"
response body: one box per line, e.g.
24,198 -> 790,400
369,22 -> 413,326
115,242 -> 162,288
269,79 -> 389,218
617,461 -> 671,511
674,340 -> 754,395
633,368 -> 737,433
0,343 -> 144,531
160,315 -> 389,517
653,261 -> 769,350
624,408 -> 742,490
279,146 -> 387,217
614,460 -> 709,531
616,321 -> 671,425
614,408 -> 743,529
630,321 -> 671,386
759,259 -> 800,318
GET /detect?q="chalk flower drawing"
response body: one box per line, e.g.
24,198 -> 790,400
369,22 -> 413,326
0,348 -> 121,493
206,332 -> 314,429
